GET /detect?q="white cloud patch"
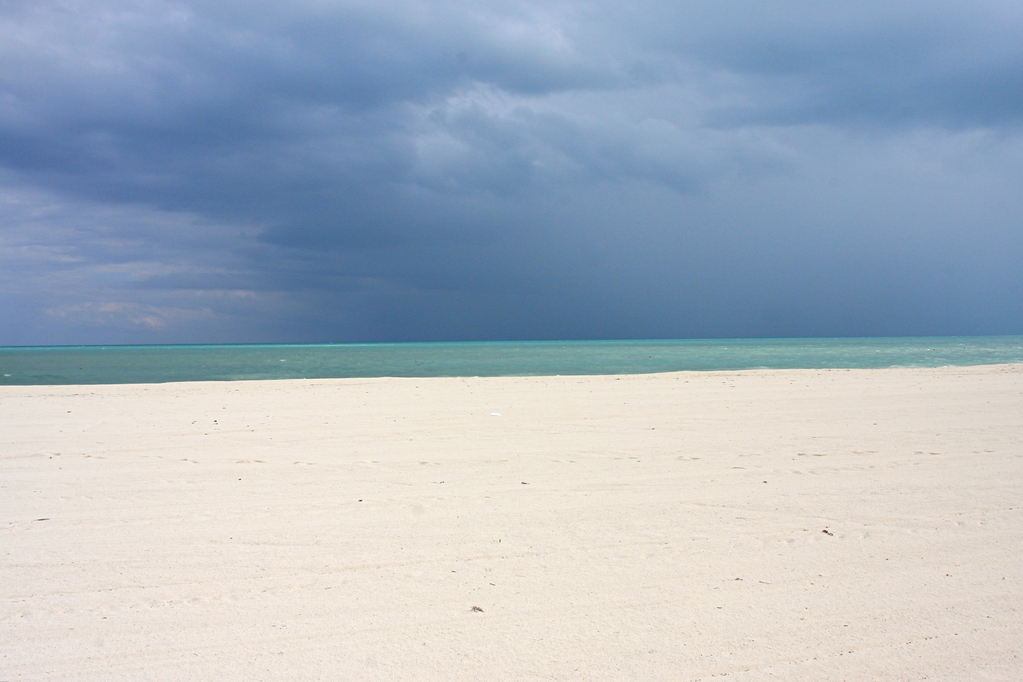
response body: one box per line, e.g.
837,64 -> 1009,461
44,301 -> 214,331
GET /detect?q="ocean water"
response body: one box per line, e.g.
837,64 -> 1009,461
2,336 -> 1022,386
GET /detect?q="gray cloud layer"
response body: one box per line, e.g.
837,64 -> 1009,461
1,0 -> 1021,344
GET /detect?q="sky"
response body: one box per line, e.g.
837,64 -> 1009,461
1,0 -> 1021,345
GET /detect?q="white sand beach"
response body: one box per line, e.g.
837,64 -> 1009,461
2,365 -> 1022,681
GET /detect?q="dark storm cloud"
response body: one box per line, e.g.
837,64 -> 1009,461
637,0 -> 1023,127
1,0 -> 1021,344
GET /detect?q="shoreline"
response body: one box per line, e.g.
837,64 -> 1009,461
3,364 -> 1022,680
4,336 -> 1023,386
3,359 -> 1023,388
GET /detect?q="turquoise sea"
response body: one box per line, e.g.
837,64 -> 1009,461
2,336 -> 1022,385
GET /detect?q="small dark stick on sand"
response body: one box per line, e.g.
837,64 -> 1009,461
471,605 -> 484,612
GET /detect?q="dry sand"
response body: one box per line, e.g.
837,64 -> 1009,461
2,365 -> 1022,680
